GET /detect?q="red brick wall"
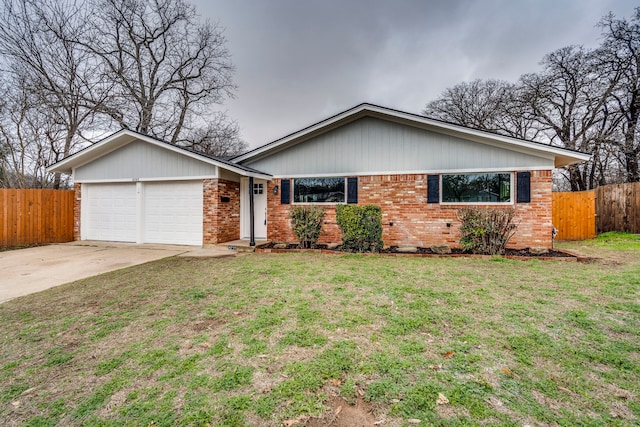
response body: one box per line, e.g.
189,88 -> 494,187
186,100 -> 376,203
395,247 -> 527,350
203,178 -> 240,245
509,170 -> 553,248
266,171 -> 553,249
73,183 -> 81,241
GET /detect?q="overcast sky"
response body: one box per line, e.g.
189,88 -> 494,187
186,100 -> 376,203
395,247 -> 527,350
194,0 -> 637,148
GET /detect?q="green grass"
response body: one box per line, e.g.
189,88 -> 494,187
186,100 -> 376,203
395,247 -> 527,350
1,237 -> 639,425
559,231 -> 640,257
594,231 -> 640,249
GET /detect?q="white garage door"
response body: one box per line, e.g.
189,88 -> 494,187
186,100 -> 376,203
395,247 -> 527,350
82,181 -> 203,245
83,183 -> 137,242
143,181 -> 203,245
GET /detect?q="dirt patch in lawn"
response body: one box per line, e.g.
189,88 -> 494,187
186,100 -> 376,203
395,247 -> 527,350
304,396 -> 377,427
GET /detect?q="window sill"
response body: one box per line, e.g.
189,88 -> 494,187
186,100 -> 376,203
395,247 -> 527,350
439,202 -> 514,206
291,202 -> 346,205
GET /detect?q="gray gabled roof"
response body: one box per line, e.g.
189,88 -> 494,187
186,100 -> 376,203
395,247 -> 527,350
47,129 -> 272,179
232,103 -> 591,168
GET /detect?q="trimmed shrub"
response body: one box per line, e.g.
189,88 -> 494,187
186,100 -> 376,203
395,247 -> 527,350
457,207 -> 518,255
289,206 -> 325,248
335,205 -> 383,252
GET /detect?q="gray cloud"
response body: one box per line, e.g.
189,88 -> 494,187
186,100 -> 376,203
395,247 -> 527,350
195,0 -> 637,147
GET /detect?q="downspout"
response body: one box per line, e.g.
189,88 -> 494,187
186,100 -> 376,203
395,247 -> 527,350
249,176 -> 255,247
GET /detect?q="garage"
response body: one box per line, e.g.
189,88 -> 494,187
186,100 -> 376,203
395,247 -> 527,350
82,181 -> 203,246
50,130 -> 271,246
83,183 -> 137,242
142,181 -> 203,245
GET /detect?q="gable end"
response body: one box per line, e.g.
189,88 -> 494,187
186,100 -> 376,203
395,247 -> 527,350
75,140 -> 217,181
241,116 -> 555,177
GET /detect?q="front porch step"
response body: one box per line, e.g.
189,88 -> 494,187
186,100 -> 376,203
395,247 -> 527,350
214,239 -> 270,253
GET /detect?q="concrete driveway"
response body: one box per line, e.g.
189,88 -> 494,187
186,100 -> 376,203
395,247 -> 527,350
0,241 -> 195,303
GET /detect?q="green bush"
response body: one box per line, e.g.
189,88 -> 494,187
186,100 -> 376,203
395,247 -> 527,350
457,207 -> 518,255
335,205 -> 383,252
289,206 -> 325,248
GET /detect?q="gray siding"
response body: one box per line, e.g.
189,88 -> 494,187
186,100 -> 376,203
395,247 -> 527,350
219,168 -> 241,182
75,140 -> 217,181
243,117 -> 554,175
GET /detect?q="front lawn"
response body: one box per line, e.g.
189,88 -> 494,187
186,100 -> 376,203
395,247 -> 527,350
1,237 -> 639,426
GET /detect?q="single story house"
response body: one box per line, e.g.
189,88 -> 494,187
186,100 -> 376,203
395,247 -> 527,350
49,103 -> 590,248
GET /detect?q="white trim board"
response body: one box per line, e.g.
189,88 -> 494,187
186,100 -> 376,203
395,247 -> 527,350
270,166 -> 553,179
76,176 -> 217,184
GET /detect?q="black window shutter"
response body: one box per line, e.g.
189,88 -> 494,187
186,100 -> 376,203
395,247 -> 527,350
347,177 -> 358,204
516,172 -> 531,203
280,179 -> 290,204
427,175 -> 439,203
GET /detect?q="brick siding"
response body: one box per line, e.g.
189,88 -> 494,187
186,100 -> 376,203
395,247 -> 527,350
73,183 -> 81,240
266,171 -> 553,249
203,178 -> 240,245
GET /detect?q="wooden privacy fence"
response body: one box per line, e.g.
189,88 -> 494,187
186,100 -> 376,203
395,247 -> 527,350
0,189 -> 74,247
552,190 -> 596,240
596,182 -> 640,234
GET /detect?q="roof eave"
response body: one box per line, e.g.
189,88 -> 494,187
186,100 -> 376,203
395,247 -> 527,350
554,152 -> 592,168
231,170 -> 273,180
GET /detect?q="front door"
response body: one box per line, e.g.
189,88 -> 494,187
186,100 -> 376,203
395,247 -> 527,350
252,180 -> 268,239
241,178 -> 267,239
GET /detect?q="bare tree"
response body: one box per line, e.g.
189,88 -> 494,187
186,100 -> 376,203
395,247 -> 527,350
0,80 -> 10,187
0,0 -> 108,188
421,9 -> 640,190
182,112 -> 247,157
599,8 -> 640,183
519,46 -> 621,191
0,0 -> 239,187
83,0 -> 236,143
0,78 -> 69,188
424,46 -> 623,191
424,79 -> 510,131
423,79 -> 542,140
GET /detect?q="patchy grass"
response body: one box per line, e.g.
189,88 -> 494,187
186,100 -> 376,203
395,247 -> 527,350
592,231 -> 640,250
558,231 -> 640,259
1,239 -> 639,426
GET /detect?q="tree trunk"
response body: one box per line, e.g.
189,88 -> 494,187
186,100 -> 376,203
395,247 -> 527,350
567,164 -> 587,191
625,149 -> 640,183
624,87 -> 640,182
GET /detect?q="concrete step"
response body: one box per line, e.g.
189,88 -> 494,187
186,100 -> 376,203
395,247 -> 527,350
214,240 -> 270,253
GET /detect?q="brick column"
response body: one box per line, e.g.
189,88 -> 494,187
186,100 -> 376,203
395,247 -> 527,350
73,183 -> 81,241
510,169 -> 553,248
202,179 -> 241,245
203,179 -> 217,245
216,179 -> 241,243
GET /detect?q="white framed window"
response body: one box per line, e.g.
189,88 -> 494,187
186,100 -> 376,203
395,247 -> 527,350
253,183 -> 264,195
293,177 -> 345,203
441,172 -> 512,204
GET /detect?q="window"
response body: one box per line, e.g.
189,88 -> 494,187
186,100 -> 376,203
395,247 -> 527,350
253,183 -> 264,195
293,177 -> 345,203
441,173 -> 511,203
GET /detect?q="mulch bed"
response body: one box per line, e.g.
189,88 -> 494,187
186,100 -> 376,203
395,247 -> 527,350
257,243 -> 587,261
